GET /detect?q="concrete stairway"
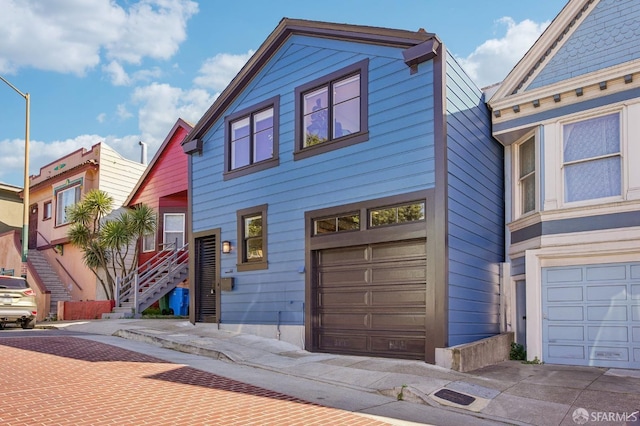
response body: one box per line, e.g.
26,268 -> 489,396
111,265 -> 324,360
28,249 -> 72,318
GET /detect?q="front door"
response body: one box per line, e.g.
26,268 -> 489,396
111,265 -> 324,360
193,230 -> 221,323
28,204 -> 38,249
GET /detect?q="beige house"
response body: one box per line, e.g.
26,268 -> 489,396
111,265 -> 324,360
1,142 -> 146,319
0,183 -> 22,235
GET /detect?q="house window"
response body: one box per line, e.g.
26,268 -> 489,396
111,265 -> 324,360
55,181 -> 82,226
518,136 -> 536,215
142,213 -> 156,253
236,204 -> 268,271
163,213 -> 185,248
369,202 -> 425,228
563,113 -> 621,203
294,59 -> 369,160
224,96 -> 279,180
313,212 -> 360,235
43,201 -> 52,220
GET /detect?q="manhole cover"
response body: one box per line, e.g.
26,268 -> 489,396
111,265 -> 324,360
434,389 -> 476,406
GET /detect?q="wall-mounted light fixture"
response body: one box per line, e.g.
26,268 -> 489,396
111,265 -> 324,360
222,241 -> 232,254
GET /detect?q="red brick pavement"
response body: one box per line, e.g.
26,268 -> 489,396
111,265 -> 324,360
0,337 -> 392,426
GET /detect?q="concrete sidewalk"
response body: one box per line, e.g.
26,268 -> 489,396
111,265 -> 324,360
49,319 -> 640,426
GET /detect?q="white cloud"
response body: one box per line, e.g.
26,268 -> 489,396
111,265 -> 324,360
194,50 -> 255,91
0,0 -> 198,76
104,61 -> 131,86
117,104 -> 134,120
131,82 -> 216,148
97,113 -> 107,123
456,17 -> 550,88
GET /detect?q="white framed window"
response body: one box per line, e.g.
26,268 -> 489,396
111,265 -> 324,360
562,112 -> 621,203
142,231 -> 156,252
163,213 -> 185,249
55,182 -> 82,226
512,133 -> 537,219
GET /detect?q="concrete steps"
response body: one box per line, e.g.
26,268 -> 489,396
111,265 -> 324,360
28,249 -> 72,318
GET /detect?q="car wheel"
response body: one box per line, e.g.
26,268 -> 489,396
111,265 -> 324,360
21,318 -> 36,329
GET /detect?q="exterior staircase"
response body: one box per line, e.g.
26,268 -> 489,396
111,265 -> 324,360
28,249 -> 72,318
106,243 -> 189,318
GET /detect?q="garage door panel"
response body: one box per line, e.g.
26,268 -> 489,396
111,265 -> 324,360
632,285 -> 640,299
548,287 -> 583,302
318,333 -> 368,352
586,265 -> 627,281
318,247 -> 367,266
587,306 -> 628,321
318,269 -> 368,287
319,313 -> 367,329
590,346 -> 629,362
548,325 -> 584,341
370,240 -> 426,261
588,326 -> 629,342
543,262 -> 640,369
370,335 -> 425,355
548,344 -> 585,360
370,313 -> 425,330
318,290 -> 366,307
547,268 -> 583,283
370,287 -> 426,306
371,264 -> 426,283
548,306 -> 583,321
587,285 -> 627,300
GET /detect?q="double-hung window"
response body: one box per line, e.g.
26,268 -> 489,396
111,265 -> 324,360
236,204 -> 268,271
224,96 -> 279,179
163,213 -> 185,249
294,59 -> 369,159
563,113 -> 621,203
518,136 -> 536,215
55,180 -> 82,226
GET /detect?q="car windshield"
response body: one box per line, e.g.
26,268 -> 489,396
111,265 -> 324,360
0,277 -> 28,289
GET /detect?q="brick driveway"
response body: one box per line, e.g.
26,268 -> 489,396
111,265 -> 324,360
0,336 -> 390,426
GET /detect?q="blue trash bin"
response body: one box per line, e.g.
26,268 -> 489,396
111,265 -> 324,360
168,288 -> 189,316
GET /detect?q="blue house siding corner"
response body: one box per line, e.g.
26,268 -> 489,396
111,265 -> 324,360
444,52 -> 505,346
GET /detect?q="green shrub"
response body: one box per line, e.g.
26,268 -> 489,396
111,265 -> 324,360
510,342 -> 527,360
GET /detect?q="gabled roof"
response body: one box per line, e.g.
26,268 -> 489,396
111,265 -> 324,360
126,118 -> 192,206
182,18 -> 439,153
489,0 -> 587,103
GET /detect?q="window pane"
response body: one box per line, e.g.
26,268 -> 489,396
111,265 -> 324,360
521,175 -> 535,214
565,157 -> 621,202
333,75 -> 359,104
56,186 -> 80,225
164,232 -> 183,248
398,203 -> 425,223
231,137 -> 250,169
370,208 -> 397,227
245,215 -> 262,238
164,214 -> 184,232
519,137 -> 535,177
246,238 -> 263,260
143,233 -> 155,252
333,97 -> 360,138
564,114 -> 619,162
337,214 -> 360,231
314,218 -> 336,234
231,117 -> 250,141
304,87 -> 328,146
254,128 -> 273,163
254,108 -> 273,133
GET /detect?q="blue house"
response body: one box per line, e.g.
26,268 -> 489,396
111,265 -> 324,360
488,0 -> 640,369
183,19 -> 504,363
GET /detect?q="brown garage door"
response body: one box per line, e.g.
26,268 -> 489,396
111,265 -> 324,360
312,239 -> 427,359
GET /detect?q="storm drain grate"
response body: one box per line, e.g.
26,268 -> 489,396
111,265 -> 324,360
434,389 -> 476,406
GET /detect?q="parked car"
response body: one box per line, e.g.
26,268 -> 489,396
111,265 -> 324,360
0,276 -> 37,329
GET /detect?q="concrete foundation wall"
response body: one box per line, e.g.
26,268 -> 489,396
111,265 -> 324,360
436,332 -> 514,372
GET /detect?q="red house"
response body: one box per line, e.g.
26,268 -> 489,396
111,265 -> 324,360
114,118 -> 192,316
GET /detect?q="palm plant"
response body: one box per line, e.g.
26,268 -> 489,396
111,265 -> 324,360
66,189 -> 156,300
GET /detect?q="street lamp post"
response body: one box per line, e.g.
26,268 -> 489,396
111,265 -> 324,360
0,75 -> 30,268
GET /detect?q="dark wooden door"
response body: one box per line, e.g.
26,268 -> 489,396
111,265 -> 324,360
194,232 -> 220,323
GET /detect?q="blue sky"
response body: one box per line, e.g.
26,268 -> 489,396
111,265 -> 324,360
0,0 -> 566,188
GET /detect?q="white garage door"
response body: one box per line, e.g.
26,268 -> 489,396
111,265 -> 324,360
542,262 -> 640,369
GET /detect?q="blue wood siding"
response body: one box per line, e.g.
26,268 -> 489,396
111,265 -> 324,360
527,0 -> 640,90
191,35 -> 436,326
445,53 -> 504,345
